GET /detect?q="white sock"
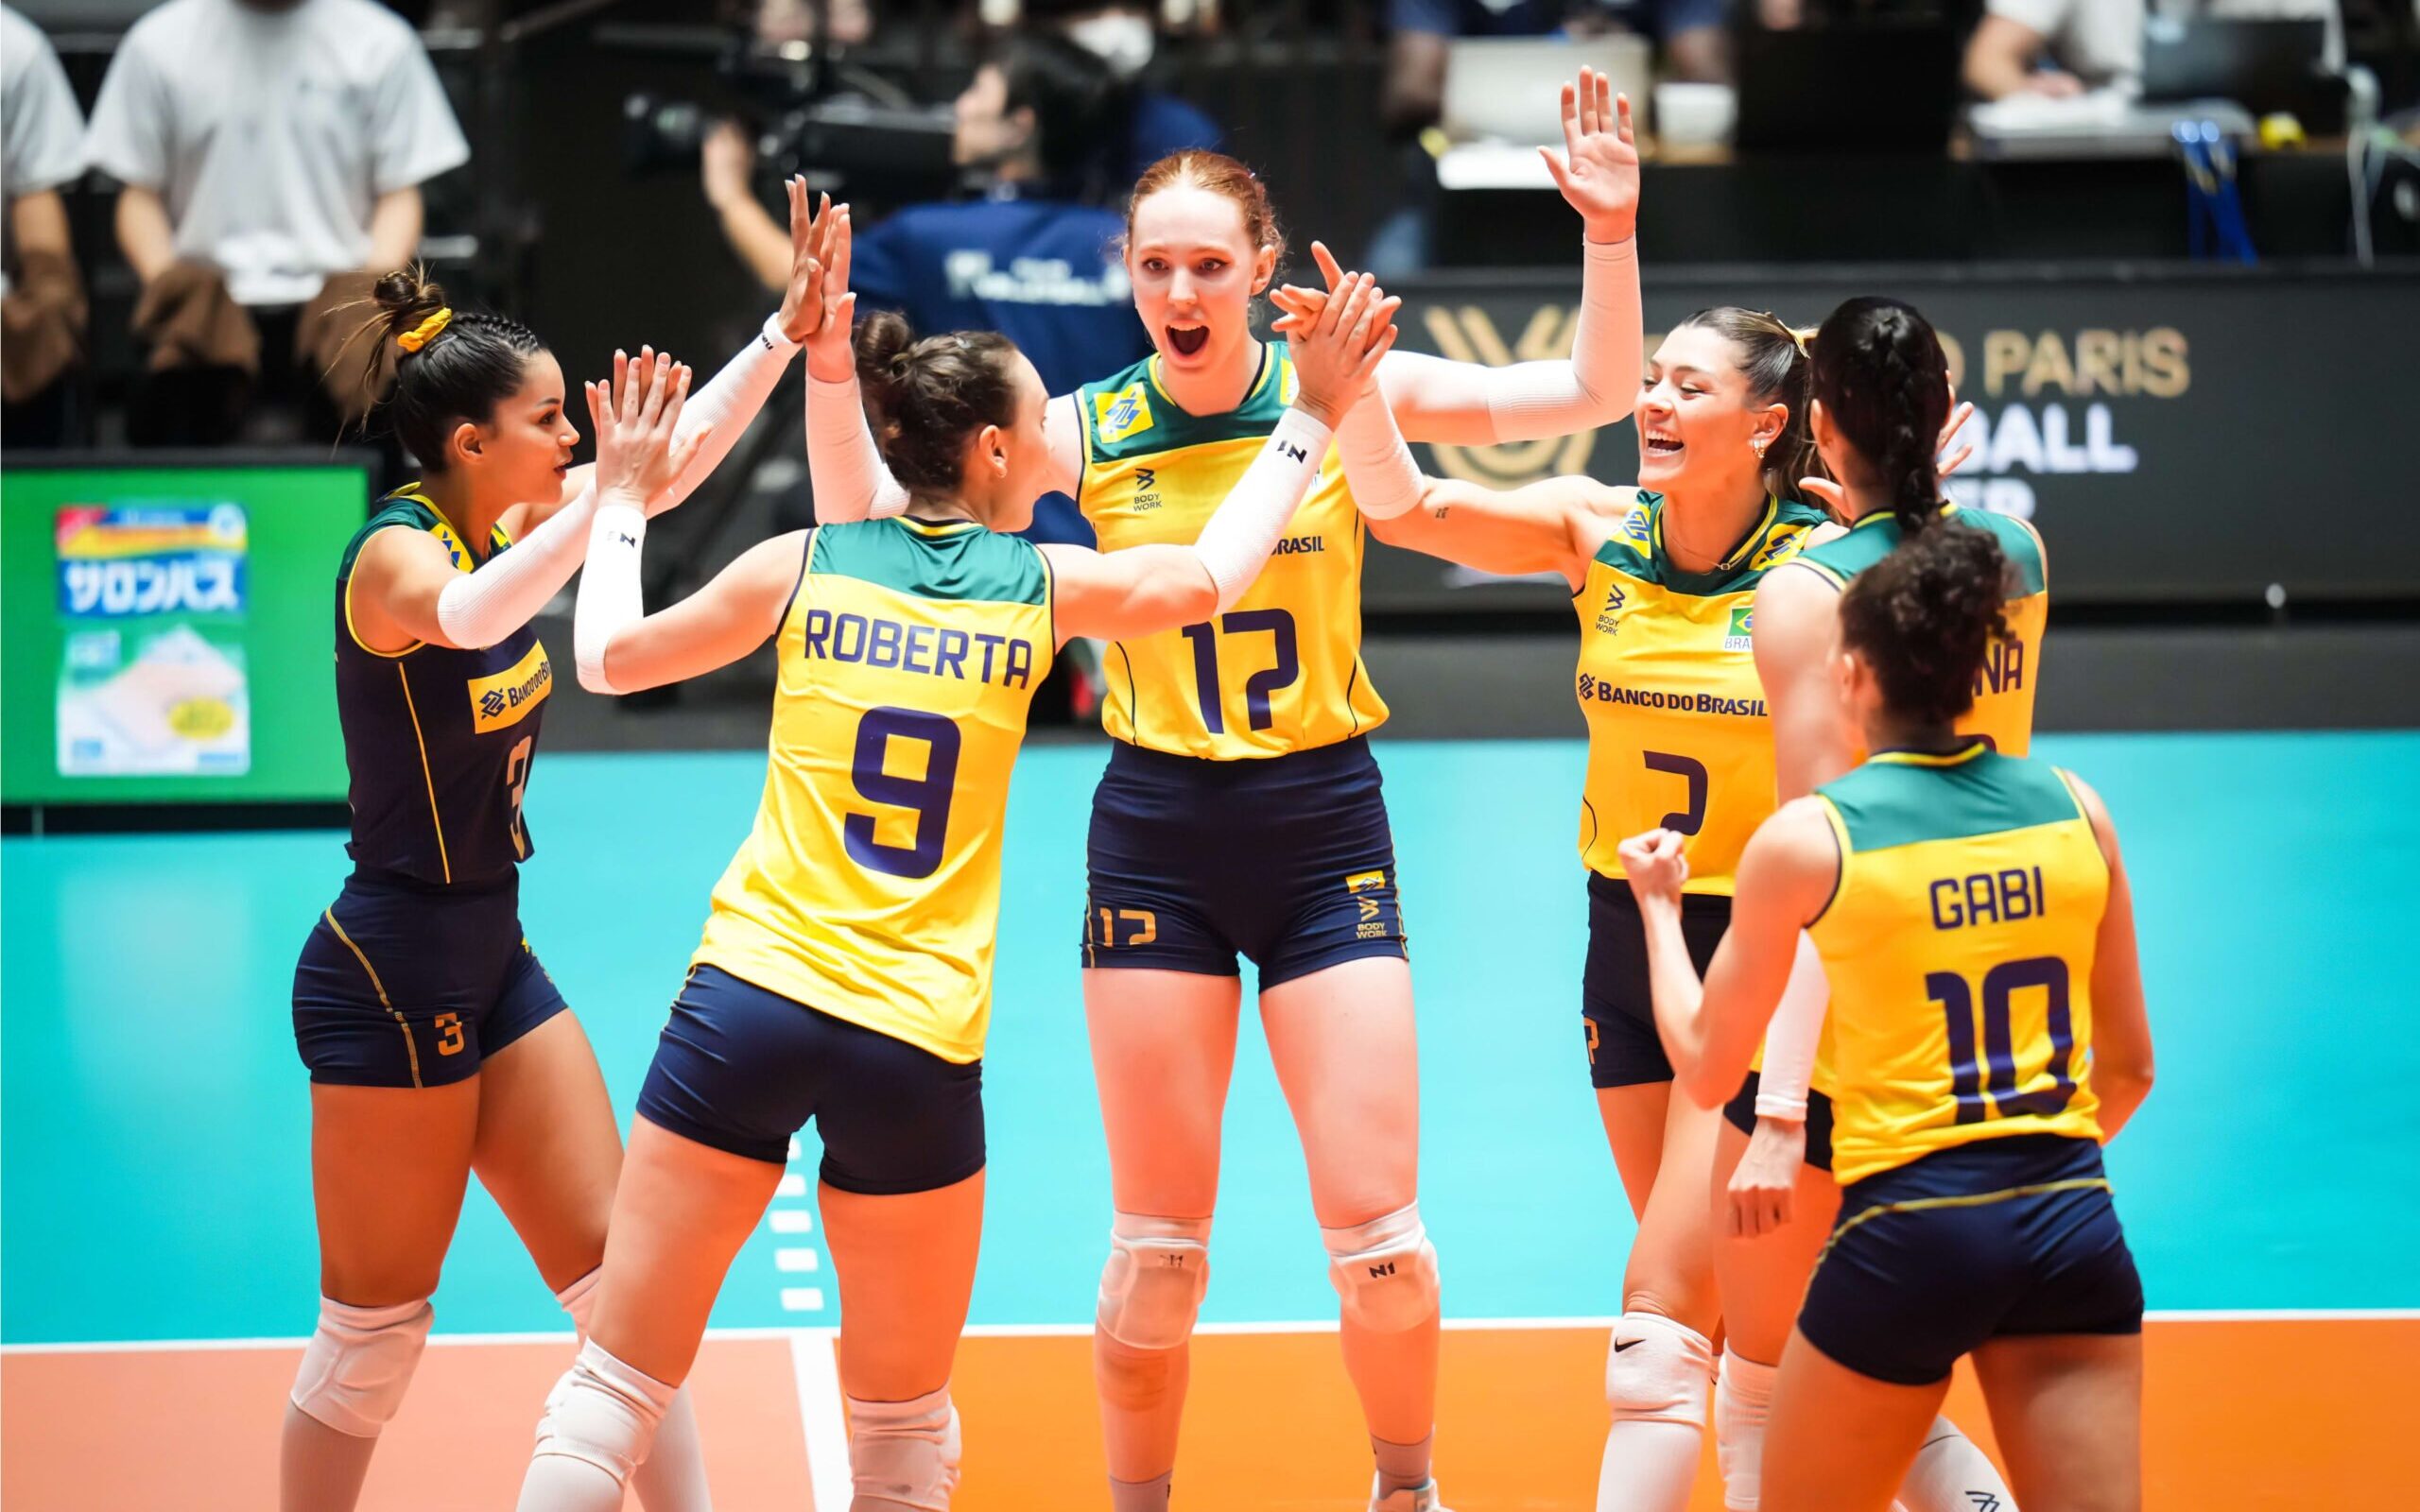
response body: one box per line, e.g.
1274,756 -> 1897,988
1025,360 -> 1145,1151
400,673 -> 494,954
1108,1471 -> 1172,1512
1897,1417 -> 2015,1512
555,1269 -> 713,1511
1714,1348 -> 1778,1510
1596,1313 -> 1714,1512
1373,1432 -> 1434,1497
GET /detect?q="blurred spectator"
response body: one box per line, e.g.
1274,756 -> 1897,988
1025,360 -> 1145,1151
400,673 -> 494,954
1373,0 -> 1722,272
2,3 -> 88,447
704,29 -> 1144,542
83,0 -> 469,448
1024,0 -> 1224,177
1964,0 -> 2342,100
755,0 -> 876,46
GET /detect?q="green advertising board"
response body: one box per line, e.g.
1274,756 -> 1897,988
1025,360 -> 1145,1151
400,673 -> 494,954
3,456 -> 368,813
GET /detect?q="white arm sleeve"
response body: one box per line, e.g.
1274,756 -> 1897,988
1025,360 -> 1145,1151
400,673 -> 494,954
653,313 -> 801,516
1379,236 -> 1640,443
572,499 -> 648,694
430,484 -> 596,650
1193,408 -> 1334,611
804,370 -> 909,523
1335,387 -> 1426,521
1754,933 -> 1830,1122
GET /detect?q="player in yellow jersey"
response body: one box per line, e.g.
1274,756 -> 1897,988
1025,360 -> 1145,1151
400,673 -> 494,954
282,186 -> 838,1512
1709,300 -> 2036,1512
511,265 -> 1395,1511
1620,522 -> 2154,1512
1332,304 -> 1843,1512
800,66 -> 1642,1512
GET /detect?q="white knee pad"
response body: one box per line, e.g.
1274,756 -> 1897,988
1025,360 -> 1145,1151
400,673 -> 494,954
1605,1312 -> 1716,1429
555,1266 -> 602,1337
1322,1203 -> 1441,1334
846,1385 -> 962,1512
1097,1212 -> 1212,1350
289,1295 -> 433,1437
530,1338 -> 677,1485
1714,1347 -> 1779,1510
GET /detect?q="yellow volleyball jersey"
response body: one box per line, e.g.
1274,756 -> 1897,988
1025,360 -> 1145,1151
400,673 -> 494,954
1790,506 -> 2048,756
1809,743 -> 2109,1183
693,518 -> 1055,1064
1077,347 -> 1386,758
1573,491 -> 1826,892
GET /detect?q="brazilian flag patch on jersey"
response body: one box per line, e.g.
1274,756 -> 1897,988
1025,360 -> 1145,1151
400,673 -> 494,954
1723,604 -> 1754,651
1095,383 -> 1155,445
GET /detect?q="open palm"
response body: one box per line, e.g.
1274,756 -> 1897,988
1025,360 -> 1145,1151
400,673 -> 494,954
1542,66 -> 1640,244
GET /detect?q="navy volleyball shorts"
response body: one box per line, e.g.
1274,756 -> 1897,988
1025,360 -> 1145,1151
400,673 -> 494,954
636,963 -> 985,1195
1724,1072 -> 1838,1172
1082,735 -> 1409,988
292,868 -> 566,1089
1582,872 -> 1732,1090
1800,1133 -> 2144,1385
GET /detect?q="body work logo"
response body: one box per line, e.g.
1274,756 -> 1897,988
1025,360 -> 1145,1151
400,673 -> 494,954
1132,467 -> 1162,511
1346,869 -> 1394,940
1595,579 -> 1628,636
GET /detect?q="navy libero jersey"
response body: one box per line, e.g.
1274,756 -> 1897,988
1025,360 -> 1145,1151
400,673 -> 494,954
333,488 -> 553,888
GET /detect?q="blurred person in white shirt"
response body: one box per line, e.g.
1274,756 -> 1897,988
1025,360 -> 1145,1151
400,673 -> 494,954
84,0 -> 469,444
1964,0 -> 2342,100
3,3 -> 90,443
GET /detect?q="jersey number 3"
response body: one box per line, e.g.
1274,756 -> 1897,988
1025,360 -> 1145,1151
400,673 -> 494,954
846,707 -> 962,880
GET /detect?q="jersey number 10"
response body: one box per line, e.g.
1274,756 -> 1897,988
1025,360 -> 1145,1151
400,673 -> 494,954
1927,956 -> 2079,1125
845,707 -> 961,879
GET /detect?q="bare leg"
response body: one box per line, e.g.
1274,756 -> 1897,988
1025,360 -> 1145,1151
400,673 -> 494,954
1709,1118 -> 1841,1512
1970,1333 -> 2142,1512
1764,1327 -> 1947,1512
1261,956 -> 1437,1493
283,1078 -> 479,1512
476,1014 -> 714,1511
517,1118 -> 780,1511
1596,1084 -> 1725,1512
1084,967 -> 1241,1500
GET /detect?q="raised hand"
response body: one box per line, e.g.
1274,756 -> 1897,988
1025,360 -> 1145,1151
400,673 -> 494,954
799,194 -> 860,383
1541,66 -> 1640,245
588,348 -> 709,513
1280,256 -> 1401,426
777,180 -> 850,346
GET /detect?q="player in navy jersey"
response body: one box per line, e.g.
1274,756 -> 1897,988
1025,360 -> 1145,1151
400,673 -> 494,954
279,182 -> 839,1512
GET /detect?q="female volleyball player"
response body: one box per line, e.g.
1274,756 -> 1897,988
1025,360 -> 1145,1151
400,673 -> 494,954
281,180 -> 836,1512
1711,297 -> 2044,1512
802,68 -> 1642,1512
1619,520 -> 2153,1512
1325,305 -> 1824,1511
511,265 -> 1397,1511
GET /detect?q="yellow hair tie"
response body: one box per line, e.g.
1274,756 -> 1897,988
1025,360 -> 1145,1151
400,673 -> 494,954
396,307 -> 452,352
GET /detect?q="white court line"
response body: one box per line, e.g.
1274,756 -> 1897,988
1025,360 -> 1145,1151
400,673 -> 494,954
9,1307 -> 2416,1355
769,1209 -> 816,1235
776,1248 -> 822,1274
789,1330 -> 854,1512
776,1174 -> 807,1198
781,1288 -> 828,1313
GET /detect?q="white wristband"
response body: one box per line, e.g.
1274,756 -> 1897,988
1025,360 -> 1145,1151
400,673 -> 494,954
1193,407 -> 1334,612
573,499 -> 648,694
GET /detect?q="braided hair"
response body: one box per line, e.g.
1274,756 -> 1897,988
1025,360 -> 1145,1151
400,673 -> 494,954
1808,297 -> 1952,534
357,266 -> 545,468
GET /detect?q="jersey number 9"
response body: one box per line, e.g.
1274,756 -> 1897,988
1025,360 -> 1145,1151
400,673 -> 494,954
845,707 -> 962,879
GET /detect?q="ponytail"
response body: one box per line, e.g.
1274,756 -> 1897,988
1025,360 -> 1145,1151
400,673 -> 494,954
1808,297 -> 1952,534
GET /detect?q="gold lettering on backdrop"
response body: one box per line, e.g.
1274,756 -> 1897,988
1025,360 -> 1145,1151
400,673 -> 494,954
1421,304 -> 1598,485
1976,330 -> 2192,398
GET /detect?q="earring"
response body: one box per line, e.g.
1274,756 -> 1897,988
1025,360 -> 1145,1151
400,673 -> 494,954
1753,439 -> 1769,457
